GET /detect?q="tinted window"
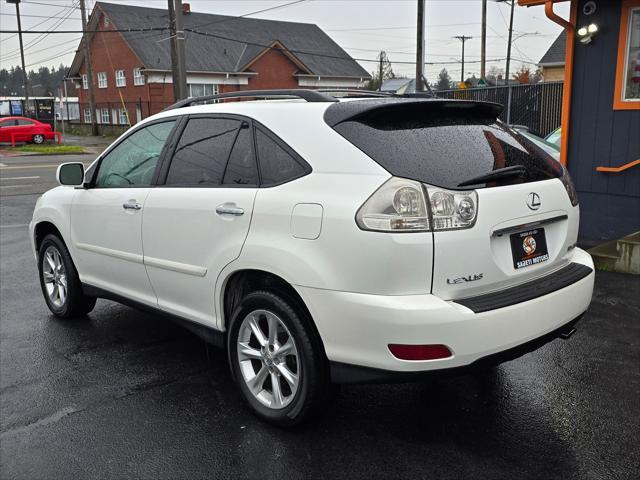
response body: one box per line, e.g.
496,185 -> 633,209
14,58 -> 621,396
255,128 -> 306,186
16,119 -> 34,126
166,118 -> 239,185
0,119 -> 16,127
95,120 -> 175,187
332,103 -> 562,189
223,125 -> 258,185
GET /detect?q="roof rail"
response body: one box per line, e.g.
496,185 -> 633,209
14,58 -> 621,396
164,89 -> 338,110
316,89 -> 395,98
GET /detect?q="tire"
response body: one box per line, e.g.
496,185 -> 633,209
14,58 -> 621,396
228,290 -> 328,427
38,234 -> 96,318
32,134 -> 45,144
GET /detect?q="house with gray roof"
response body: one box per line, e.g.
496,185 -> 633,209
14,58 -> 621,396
68,2 -> 369,126
538,30 -> 566,82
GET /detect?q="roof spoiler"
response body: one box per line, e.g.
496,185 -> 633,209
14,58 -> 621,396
324,99 -> 504,127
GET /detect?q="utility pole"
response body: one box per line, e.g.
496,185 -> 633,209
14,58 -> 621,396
415,0 -> 425,92
454,35 -> 472,84
79,0 -> 99,136
481,0 -> 487,80
505,0 -> 515,86
6,0 -> 29,105
378,52 -> 384,91
169,0 -> 188,100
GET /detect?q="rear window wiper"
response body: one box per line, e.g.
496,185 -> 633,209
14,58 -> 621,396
457,165 -> 527,187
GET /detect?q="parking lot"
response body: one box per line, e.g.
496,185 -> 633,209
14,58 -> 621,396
1,152 -> 639,479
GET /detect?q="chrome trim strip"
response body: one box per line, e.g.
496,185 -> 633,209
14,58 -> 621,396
143,256 -> 208,277
75,243 -> 143,264
491,214 -> 568,237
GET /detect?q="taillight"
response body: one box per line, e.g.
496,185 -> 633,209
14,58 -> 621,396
426,186 -> 478,230
356,178 -> 430,232
356,177 -> 478,233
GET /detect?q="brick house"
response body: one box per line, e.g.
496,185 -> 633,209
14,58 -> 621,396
68,2 -> 370,127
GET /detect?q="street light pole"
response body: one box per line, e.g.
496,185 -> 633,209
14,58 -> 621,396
6,0 -> 29,104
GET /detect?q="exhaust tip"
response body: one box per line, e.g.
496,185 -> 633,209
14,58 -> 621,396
559,327 -> 577,340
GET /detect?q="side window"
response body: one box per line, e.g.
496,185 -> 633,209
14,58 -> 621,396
254,128 -> 307,186
166,118 -> 239,186
16,119 -> 34,126
222,124 -> 258,185
94,120 -> 176,187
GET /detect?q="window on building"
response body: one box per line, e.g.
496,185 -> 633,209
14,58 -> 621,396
82,74 -> 88,90
84,108 -> 91,123
119,108 -> 129,125
101,108 -> 110,124
97,72 -> 108,88
133,68 -> 145,86
614,1 -> 640,109
187,83 -> 218,98
115,70 -> 126,87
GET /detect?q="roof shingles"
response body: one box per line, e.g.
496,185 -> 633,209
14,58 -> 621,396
88,2 -> 369,78
538,30 -> 566,66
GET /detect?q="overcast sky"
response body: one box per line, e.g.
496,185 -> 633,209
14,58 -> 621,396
0,0 -> 569,82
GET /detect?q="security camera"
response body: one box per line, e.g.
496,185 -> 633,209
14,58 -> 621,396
583,1 -> 597,16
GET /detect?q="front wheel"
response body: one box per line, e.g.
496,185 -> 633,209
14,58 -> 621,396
32,134 -> 45,144
228,290 -> 328,426
38,234 -> 96,318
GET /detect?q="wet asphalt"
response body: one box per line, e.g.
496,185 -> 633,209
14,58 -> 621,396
1,193 -> 639,480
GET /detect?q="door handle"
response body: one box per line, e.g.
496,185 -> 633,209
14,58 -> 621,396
216,204 -> 244,216
122,200 -> 142,211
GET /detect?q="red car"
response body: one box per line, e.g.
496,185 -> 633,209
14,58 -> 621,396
0,116 -> 56,144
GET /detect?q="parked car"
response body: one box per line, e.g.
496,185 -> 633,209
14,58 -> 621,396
545,127 -> 562,148
30,91 -> 594,426
511,125 -> 560,161
0,116 -> 55,144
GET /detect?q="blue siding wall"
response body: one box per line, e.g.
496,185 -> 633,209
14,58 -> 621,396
569,0 -> 640,243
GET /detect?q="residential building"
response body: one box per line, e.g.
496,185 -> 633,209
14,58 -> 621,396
68,2 -> 370,126
518,0 -> 639,244
538,31 -> 567,81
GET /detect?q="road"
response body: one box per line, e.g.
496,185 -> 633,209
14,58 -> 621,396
0,153 -> 97,197
1,164 -> 639,479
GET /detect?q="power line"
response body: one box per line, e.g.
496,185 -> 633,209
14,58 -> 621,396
190,0 -> 308,29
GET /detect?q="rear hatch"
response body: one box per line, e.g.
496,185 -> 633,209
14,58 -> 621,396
327,99 -> 579,300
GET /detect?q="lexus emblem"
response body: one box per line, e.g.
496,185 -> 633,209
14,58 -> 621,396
527,192 -> 541,211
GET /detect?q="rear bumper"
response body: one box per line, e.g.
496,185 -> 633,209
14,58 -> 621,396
296,247 -> 595,380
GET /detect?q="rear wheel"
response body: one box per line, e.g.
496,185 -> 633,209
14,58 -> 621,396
38,234 -> 96,318
228,290 -> 328,426
32,134 -> 45,144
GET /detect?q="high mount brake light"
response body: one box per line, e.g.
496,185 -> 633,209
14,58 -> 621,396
356,177 -> 478,233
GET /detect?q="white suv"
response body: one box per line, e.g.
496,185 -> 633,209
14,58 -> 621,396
30,90 -> 594,426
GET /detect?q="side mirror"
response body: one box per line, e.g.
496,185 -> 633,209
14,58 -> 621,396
56,162 -> 85,186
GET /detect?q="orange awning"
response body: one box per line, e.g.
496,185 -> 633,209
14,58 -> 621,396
518,0 -> 568,6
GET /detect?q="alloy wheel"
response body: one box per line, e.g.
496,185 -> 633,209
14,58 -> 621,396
236,309 -> 300,409
42,246 -> 67,308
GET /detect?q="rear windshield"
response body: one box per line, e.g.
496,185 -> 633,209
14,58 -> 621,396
331,103 -> 563,189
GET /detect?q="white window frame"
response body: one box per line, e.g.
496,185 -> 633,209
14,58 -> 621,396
187,83 -> 219,98
133,68 -> 145,86
83,108 -> 91,123
115,69 -> 126,87
118,108 -> 129,125
101,108 -> 110,124
82,74 -> 88,90
97,72 -> 108,89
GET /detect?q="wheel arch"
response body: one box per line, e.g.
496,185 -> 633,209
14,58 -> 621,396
34,220 -> 65,252
220,268 -> 327,358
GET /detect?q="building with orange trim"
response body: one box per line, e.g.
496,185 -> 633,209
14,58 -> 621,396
519,0 -> 639,243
